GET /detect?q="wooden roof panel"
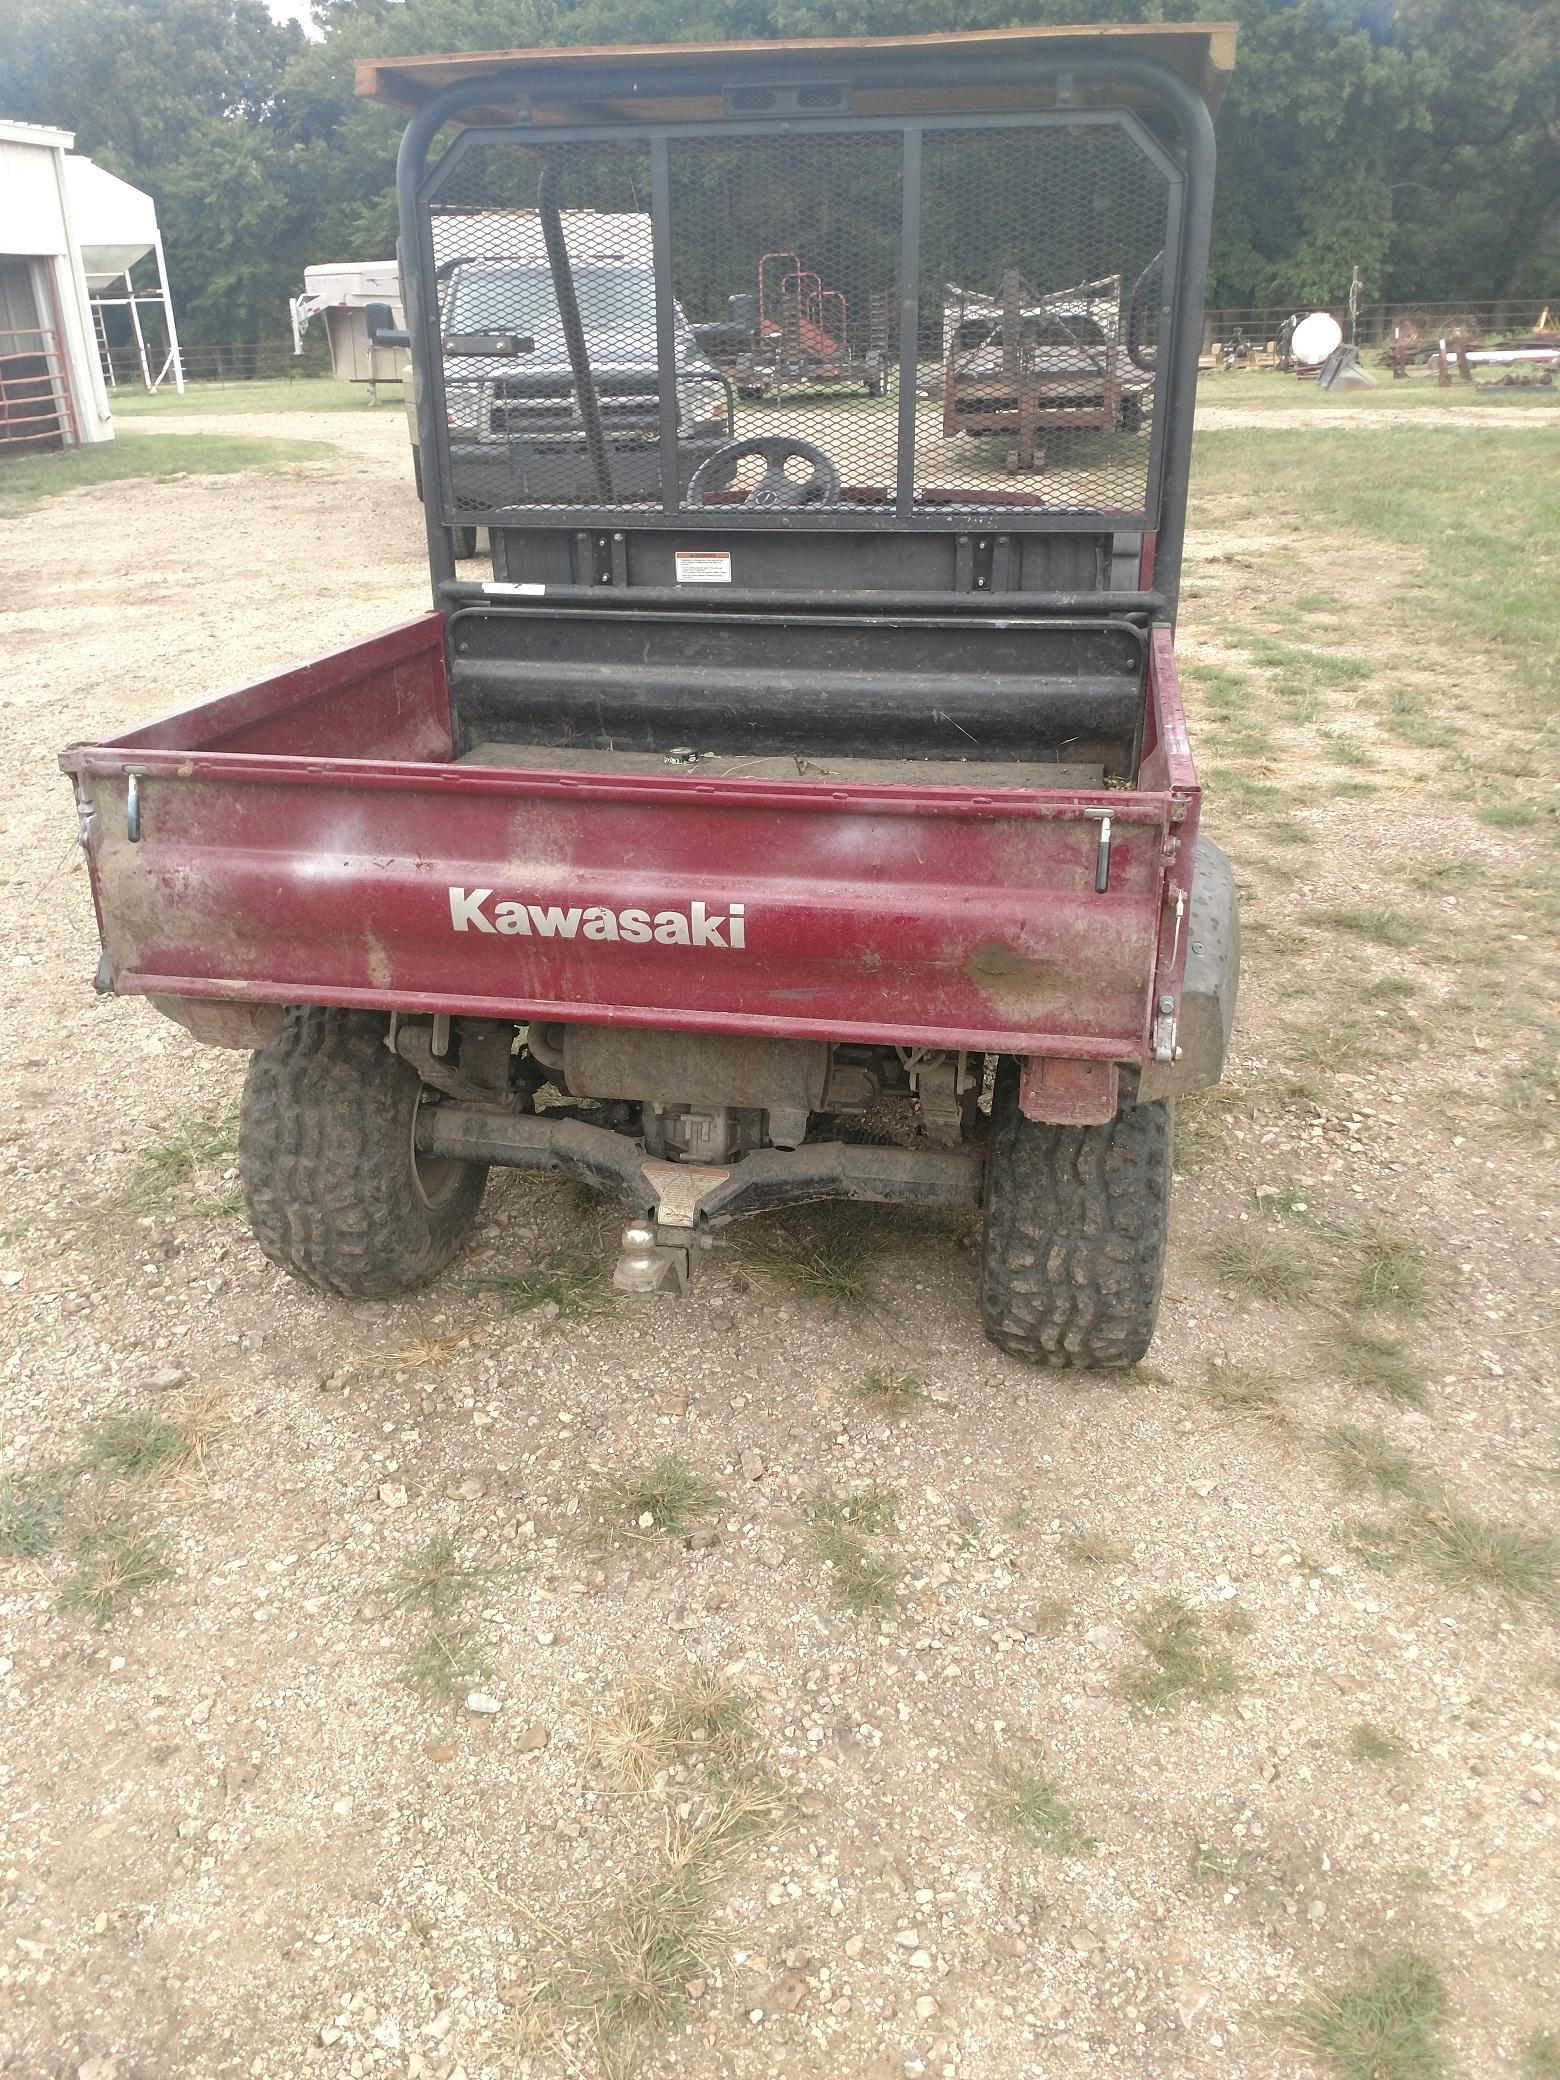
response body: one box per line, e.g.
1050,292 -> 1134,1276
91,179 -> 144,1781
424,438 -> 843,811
356,23 -> 1237,123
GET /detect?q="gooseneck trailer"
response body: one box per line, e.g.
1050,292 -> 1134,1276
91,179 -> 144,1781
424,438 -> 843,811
63,24 -> 1240,1366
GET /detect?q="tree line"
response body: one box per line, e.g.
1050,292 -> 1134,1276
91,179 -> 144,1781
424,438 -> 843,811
1,0 -> 1555,347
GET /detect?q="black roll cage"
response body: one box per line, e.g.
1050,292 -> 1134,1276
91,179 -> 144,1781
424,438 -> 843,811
393,51 -> 1216,620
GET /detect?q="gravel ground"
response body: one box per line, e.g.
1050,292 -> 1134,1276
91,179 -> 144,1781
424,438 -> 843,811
1,407 -> 1556,2080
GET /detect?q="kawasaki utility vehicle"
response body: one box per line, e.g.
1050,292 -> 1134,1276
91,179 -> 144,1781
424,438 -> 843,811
63,24 -> 1240,1367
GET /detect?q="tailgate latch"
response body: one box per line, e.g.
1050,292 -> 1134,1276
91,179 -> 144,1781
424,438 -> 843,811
1153,993 -> 1179,1064
1082,807 -> 1113,893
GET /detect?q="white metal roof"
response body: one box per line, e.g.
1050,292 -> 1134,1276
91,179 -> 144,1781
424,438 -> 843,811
0,118 -> 74,150
66,155 -> 159,287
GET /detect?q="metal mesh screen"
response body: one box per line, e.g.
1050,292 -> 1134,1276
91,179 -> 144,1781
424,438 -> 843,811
666,131 -> 901,510
428,140 -> 663,515
422,115 -> 1172,525
917,123 -> 1169,513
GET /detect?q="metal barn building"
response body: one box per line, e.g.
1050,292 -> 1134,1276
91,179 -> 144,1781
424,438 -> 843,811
1,120 -> 186,451
0,119 -> 114,449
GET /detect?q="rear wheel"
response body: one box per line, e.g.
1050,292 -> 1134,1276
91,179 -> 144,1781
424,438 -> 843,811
980,1062 -> 1171,1367
239,1008 -> 487,1298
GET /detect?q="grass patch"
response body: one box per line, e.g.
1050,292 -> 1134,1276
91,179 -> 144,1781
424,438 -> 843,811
1317,906 -> 1418,949
384,1532 -> 479,1617
1120,1597 -> 1241,1713
1339,1519 -> 1408,1572
465,1240 -> 608,1320
804,1485 -> 899,1614
0,1470 -> 72,1560
1411,1507 -> 1559,1609
1200,1354 -> 1289,1426
81,1391 -> 227,1482
510,1780 -> 790,2074
1348,1721 -> 1409,1764
126,1108 -> 241,1215
1062,1531 -> 1130,1568
1189,1839 -> 1280,1905
0,432 -> 331,516
749,1202 -> 874,1304
57,1520 -> 170,1625
1401,852 -> 1479,892
1287,1950 -> 1449,2080
1173,1082 -> 1245,1172
1346,1228 -> 1430,1317
584,1455 -> 722,1548
1525,2034 -> 1560,2080
1331,1321 -> 1428,1407
587,1672 -> 754,1790
109,376 -> 404,417
985,1753 -> 1094,1855
1205,1227 -> 1313,1304
403,1622 -> 488,1706
382,1535 -> 492,1706
852,1368 -> 924,1416
1478,802 -> 1536,830
1192,423 -> 1560,711
1321,1424 -> 1426,1501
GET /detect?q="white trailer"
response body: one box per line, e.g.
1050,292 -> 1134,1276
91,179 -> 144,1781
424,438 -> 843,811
289,260 -> 407,395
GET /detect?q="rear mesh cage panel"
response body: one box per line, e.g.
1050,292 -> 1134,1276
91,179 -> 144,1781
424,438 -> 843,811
422,113 -> 1175,526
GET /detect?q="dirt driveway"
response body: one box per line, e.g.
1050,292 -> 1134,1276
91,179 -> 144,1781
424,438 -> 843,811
1,405 -> 1556,2080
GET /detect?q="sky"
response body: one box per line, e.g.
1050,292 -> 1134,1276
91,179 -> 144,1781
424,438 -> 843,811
264,0 -> 318,28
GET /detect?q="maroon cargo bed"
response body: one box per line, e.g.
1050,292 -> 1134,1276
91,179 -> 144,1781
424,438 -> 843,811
61,611 -> 1199,1064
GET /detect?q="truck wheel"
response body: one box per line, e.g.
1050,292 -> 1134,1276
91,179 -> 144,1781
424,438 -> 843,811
451,526 -> 478,558
980,1062 -> 1172,1368
239,1008 -> 487,1299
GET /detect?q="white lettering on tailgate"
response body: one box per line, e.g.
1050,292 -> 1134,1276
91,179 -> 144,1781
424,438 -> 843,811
449,888 -> 746,949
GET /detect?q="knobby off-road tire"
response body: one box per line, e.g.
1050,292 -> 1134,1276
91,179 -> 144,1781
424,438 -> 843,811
240,1008 -> 487,1298
980,1063 -> 1172,1368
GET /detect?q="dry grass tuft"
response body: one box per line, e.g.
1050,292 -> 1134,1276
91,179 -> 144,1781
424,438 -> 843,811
506,1781 -> 791,2076
464,1240 -> 607,1320
82,1389 -> 228,1482
1173,1082 -> 1246,1173
1321,1424 -> 1426,1500
584,1455 -> 723,1549
749,1203 -> 875,1304
1062,1532 -> 1130,1568
1120,1598 -> 1241,1713
985,1752 -> 1094,1855
57,1518 -> 170,1625
1331,1321 -> 1428,1407
1287,1950 -> 1449,2080
1347,1227 -> 1430,1317
1200,1355 -> 1289,1426
1205,1227 -> 1313,1304
852,1368 -> 925,1416
587,1672 -> 754,1790
1348,1721 -> 1409,1764
1410,1506 -> 1558,1609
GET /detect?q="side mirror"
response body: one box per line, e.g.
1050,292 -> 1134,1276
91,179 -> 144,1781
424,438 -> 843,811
365,301 -> 411,349
442,331 -> 536,358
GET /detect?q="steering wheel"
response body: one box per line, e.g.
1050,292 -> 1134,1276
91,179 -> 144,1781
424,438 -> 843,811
686,435 -> 841,510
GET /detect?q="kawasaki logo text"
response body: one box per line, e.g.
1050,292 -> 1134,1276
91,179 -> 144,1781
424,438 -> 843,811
448,887 -> 746,950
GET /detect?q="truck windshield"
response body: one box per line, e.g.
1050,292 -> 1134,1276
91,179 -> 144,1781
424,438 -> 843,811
445,264 -> 658,341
